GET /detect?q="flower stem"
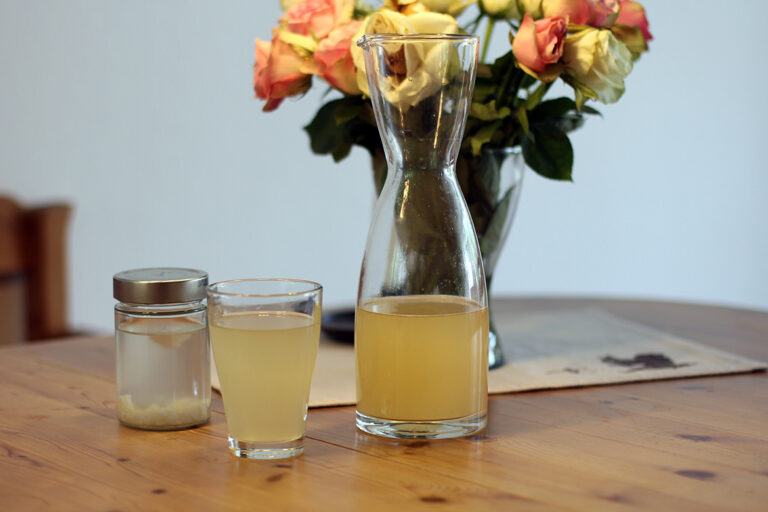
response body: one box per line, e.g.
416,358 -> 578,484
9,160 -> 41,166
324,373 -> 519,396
524,81 -> 553,110
480,19 -> 494,63
497,64 -> 521,109
463,12 -> 483,34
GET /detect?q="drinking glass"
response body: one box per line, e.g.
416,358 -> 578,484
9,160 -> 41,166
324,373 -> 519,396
207,279 -> 322,459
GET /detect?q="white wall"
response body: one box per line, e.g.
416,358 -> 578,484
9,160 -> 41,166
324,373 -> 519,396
1,0 -> 766,334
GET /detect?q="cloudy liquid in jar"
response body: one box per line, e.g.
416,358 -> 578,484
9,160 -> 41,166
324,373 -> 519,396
355,295 -> 488,422
116,316 -> 210,430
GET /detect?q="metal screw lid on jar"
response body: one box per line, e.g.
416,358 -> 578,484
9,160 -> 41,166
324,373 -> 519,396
113,268 -> 208,305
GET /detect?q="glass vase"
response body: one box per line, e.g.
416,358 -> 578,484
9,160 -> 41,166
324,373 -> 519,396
457,146 -> 525,369
355,34 -> 487,439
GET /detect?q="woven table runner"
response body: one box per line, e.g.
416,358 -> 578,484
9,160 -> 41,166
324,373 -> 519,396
211,309 -> 766,408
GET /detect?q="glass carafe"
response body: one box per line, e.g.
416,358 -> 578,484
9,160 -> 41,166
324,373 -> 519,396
355,34 -> 487,439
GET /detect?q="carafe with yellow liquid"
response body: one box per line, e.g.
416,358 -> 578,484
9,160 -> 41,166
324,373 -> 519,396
355,33 -> 487,439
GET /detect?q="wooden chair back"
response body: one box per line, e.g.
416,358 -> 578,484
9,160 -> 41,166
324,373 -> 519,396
0,196 -> 72,345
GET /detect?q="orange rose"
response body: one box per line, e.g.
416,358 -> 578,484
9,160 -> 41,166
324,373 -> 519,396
253,29 -> 312,112
280,0 -> 352,40
542,0 -> 589,25
586,0 -> 619,27
312,21 -> 362,95
512,14 -> 568,78
616,0 -> 652,41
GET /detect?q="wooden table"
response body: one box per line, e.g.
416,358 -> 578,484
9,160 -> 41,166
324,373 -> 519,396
2,298 -> 767,511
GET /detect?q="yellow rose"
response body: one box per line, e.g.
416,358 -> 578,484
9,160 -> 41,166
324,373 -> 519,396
351,9 -> 459,103
479,0 -> 520,18
383,0 -> 427,14
516,0 -> 543,17
561,26 -> 632,106
420,0 -> 476,16
383,0 -> 417,7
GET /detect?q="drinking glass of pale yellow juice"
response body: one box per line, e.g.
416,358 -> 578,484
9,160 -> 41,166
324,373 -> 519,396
207,279 -> 321,459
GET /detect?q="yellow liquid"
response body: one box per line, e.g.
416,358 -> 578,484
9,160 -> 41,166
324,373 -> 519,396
210,311 -> 319,443
355,295 -> 488,421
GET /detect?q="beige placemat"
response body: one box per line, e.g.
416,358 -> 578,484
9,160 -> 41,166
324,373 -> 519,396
211,309 -> 767,408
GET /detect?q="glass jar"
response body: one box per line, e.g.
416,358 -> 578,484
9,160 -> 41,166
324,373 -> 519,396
113,268 -> 211,430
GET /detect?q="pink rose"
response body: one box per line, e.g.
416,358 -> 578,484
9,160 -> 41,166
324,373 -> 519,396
253,38 -> 271,100
541,0 -> 589,26
586,0 -> 619,27
253,29 -> 312,112
512,14 -> 568,74
280,0 -> 351,40
312,21 -> 362,95
617,0 -> 652,41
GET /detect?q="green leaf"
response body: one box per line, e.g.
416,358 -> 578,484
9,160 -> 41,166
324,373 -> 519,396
526,97 -> 601,132
490,51 -> 515,80
528,98 -> 583,133
580,104 -> 602,116
470,100 -> 511,121
304,99 -> 347,155
530,98 -> 578,119
555,114 -> 586,134
515,106 -> 529,135
562,75 -> 599,111
470,120 -> 502,156
476,64 -> 493,79
303,96 -> 380,165
331,139 -> 352,162
334,101 -> 361,125
574,88 -> 587,110
521,124 -> 574,181
471,81 -> 497,104
353,2 -> 374,17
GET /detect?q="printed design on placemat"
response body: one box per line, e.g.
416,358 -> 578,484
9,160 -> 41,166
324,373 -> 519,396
600,352 -> 694,372
547,367 -> 587,375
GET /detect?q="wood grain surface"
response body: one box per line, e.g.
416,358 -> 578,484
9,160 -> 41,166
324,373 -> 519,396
1,298 -> 767,511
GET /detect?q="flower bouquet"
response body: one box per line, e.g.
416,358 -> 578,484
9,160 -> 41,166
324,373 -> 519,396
254,0 -> 651,363
254,0 -> 651,257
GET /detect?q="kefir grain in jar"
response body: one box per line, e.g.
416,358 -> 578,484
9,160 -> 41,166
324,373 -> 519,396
113,268 -> 210,430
